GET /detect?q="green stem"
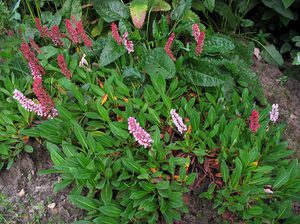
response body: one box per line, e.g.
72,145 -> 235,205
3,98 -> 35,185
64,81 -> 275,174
24,0 -> 35,21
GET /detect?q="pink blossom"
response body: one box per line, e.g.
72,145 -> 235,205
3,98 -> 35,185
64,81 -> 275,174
128,117 -> 153,148
269,104 -> 279,123
13,89 -> 58,118
35,18 -> 48,37
65,19 -> 80,44
165,33 -> 176,61
249,109 -> 260,133
170,109 -> 187,134
192,24 -> 205,56
57,54 -> 71,79
29,38 -> 41,54
111,23 -> 122,44
122,32 -> 134,53
48,25 -> 63,46
72,16 -> 92,48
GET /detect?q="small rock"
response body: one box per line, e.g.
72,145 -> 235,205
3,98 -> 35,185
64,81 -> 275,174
17,189 -> 25,197
48,203 -> 56,209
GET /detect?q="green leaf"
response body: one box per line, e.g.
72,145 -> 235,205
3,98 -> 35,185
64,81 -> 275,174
0,144 -> 9,156
37,46 -> 58,60
230,158 -> 243,189
97,104 -> 111,122
73,122 -> 88,149
262,0 -> 295,19
130,191 -> 149,199
109,122 -> 129,139
54,180 -> 73,192
204,0 -> 215,12
151,0 -> 171,11
247,205 -> 263,216
156,181 -> 170,190
143,48 -> 176,79
220,160 -> 229,184
205,35 -> 235,54
273,167 -> 290,189
122,158 -> 141,173
94,0 -> 129,22
56,104 -> 73,121
171,0 -> 193,20
261,44 -> 284,67
292,52 -> 300,65
183,68 -> 225,87
100,38 -> 126,66
24,145 -> 33,153
101,182 -> 113,204
130,0 -> 148,29
69,195 -> 100,211
93,217 -> 118,224
99,205 -> 122,217
46,142 -> 65,165
61,0 -> 82,20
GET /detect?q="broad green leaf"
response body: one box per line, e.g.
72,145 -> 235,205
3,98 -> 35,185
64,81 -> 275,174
156,181 -> 170,190
55,104 -> 73,121
37,46 -> 58,60
247,205 -> 263,216
46,142 -> 65,165
151,0 -> 171,11
109,122 -> 129,139
130,0 -> 148,29
230,158 -> 243,189
54,180 -> 73,192
171,0 -> 193,20
261,44 -> 284,67
101,183 -> 113,204
292,52 -> 300,65
100,38 -> 126,66
94,0 -> 129,22
143,48 -> 176,79
69,195 -> 100,211
220,160 -> 229,184
0,144 -> 9,156
99,205 -> 122,217
93,217 -> 118,224
61,0 -> 82,20
183,68 -> 225,87
204,0 -> 215,12
273,167 -> 290,189
204,35 -> 235,53
122,158 -> 141,173
130,191 -> 149,199
262,0 -> 295,19
73,122 -> 88,149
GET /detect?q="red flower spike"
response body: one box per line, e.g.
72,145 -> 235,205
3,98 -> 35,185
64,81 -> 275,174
65,19 -> 80,44
111,23 -> 122,45
249,109 -> 260,133
72,16 -> 92,48
20,42 -> 45,79
192,24 -> 205,56
48,26 -> 63,46
35,18 -> 48,37
57,54 -> 72,79
165,33 -> 176,61
29,38 -> 41,54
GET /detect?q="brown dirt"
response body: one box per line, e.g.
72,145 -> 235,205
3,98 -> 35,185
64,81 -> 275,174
253,60 -> 300,155
0,141 -> 84,223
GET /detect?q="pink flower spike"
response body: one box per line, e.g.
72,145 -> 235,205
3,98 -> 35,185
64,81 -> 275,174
72,16 -> 92,48
35,18 -> 48,37
13,89 -> 58,119
65,19 -> 80,44
128,117 -> 153,148
122,32 -> 134,54
249,109 -> 260,133
165,33 -> 176,61
192,24 -> 205,56
170,109 -> 187,134
57,54 -> 72,79
269,104 -> 279,123
48,25 -> 63,46
111,23 -> 122,45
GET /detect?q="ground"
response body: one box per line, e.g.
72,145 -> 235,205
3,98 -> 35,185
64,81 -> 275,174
0,60 -> 299,223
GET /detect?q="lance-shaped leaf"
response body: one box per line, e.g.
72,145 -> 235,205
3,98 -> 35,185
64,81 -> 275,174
130,0 -> 148,29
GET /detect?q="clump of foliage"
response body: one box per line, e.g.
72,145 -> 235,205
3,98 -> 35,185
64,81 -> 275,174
1,0 -> 300,223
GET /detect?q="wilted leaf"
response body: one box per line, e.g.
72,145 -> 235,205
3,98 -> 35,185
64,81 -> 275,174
130,0 -> 148,29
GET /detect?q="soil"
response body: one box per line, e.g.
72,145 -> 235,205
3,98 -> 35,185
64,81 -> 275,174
0,60 -> 299,224
0,141 -> 84,223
